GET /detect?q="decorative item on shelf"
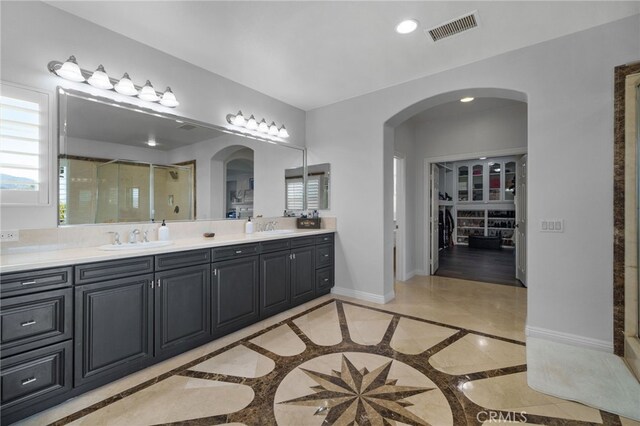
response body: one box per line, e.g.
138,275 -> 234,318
297,217 -> 322,229
48,56 -> 179,107
226,110 -> 290,140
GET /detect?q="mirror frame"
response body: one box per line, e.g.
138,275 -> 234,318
57,87 -> 308,226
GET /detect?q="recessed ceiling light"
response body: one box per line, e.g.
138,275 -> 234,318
395,19 -> 419,34
460,97 -> 475,103
147,138 -> 157,147
479,157 -> 487,160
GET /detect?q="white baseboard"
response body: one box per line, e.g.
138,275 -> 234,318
525,325 -> 613,353
331,286 -> 395,304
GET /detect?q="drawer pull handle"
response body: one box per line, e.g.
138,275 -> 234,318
235,250 -> 242,254
323,254 -> 329,258
21,377 -> 37,386
21,320 -> 37,327
21,280 -> 37,286
324,278 -> 329,282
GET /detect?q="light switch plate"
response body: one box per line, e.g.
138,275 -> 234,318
540,220 -> 563,233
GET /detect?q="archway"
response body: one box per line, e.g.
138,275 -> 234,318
383,88 -> 528,291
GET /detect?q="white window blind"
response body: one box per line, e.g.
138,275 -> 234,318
286,178 -> 304,210
307,176 -> 320,210
0,83 -> 50,205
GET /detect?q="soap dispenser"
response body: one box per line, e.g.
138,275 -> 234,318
245,217 -> 254,234
158,220 -> 170,241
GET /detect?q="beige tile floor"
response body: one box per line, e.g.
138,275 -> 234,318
14,275 -> 629,425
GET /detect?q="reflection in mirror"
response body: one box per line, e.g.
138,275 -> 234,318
285,163 -> 330,210
225,148 -> 254,218
505,161 -> 516,200
58,89 -> 305,225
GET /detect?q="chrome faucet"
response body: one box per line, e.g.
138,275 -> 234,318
108,231 -> 121,245
129,229 -> 140,244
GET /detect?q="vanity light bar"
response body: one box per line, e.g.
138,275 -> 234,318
226,110 -> 290,139
47,56 -> 179,108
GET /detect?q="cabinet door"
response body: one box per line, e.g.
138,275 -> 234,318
290,246 -> 315,306
259,250 -> 291,319
212,256 -> 259,335
74,275 -> 154,387
155,264 -> 211,358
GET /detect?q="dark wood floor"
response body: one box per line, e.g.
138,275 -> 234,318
435,245 -> 525,287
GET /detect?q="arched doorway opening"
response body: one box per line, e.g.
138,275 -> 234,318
210,145 -> 254,219
384,88 -> 528,289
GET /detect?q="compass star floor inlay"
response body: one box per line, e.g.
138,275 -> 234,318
36,298 -> 631,426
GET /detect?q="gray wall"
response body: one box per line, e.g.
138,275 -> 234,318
306,14 -> 640,349
0,1 -> 305,229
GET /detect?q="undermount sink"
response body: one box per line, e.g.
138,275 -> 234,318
98,241 -> 173,251
258,229 -> 295,235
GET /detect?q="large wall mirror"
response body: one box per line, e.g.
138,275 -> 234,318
58,89 -> 305,225
285,163 -> 330,210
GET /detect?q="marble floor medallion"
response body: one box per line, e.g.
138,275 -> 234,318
45,299 -> 627,425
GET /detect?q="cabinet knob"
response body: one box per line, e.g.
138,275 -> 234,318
21,320 -> 37,327
323,254 -> 329,258
21,377 -> 37,386
324,278 -> 329,282
235,250 -> 242,254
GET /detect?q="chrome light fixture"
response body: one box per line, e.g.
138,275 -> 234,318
278,125 -> 289,138
160,87 -> 179,107
54,56 -> 85,82
48,56 -> 179,107
87,65 -> 113,90
226,111 -> 290,139
138,80 -> 159,102
114,73 -> 138,96
246,115 -> 258,130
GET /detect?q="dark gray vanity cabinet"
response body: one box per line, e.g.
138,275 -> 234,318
154,264 -> 211,358
0,266 -> 74,425
211,252 -> 259,336
290,245 -> 316,306
74,274 -> 154,388
259,250 -> 291,318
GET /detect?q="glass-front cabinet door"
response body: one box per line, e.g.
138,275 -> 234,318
457,166 -> 469,201
472,164 -> 484,201
489,162 -> 501,200
504,161 -> 516,201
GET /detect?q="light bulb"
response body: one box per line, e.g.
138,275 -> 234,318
278,125 -> 289,138
395,19 -> 419,34
257,119 -> 269,133
232,110 -> 246,127
460,97 -> 474,103
87,65 -> 113,90
139,80 -> 159,102
55,55 -> 85,82
246,115 -> 258,130
114,73 -> 138,96
159,87 -> 179,107
268,121 -> 279,136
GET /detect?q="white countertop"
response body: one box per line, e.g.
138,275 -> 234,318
0,229 -> 334,274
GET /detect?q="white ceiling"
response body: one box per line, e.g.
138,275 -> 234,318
410,97 -> 524,123
48,1 -> 640,111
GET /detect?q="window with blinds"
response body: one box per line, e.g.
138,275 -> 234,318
0,83 -> 49,205
286,178 -> 304,210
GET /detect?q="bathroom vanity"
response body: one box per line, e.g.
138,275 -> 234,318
0,230 -> 334,424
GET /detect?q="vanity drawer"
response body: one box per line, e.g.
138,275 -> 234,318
0,289 -> 72,357
155,249 -> 210,271
75,256 -> 154,285
211,244 -> 259,261
316,243 -> 334,269
1,340 -> 72,412
290,236 -> 316,248
0,267 -> 72,297
260,239 -> 291,254
316,267 -> 334,294
315,234 -> 334,245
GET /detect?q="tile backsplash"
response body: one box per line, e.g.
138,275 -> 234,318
1,216 -> 337,254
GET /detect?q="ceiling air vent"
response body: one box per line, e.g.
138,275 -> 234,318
178,123 -> 197,131
426,11 -> 479,42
